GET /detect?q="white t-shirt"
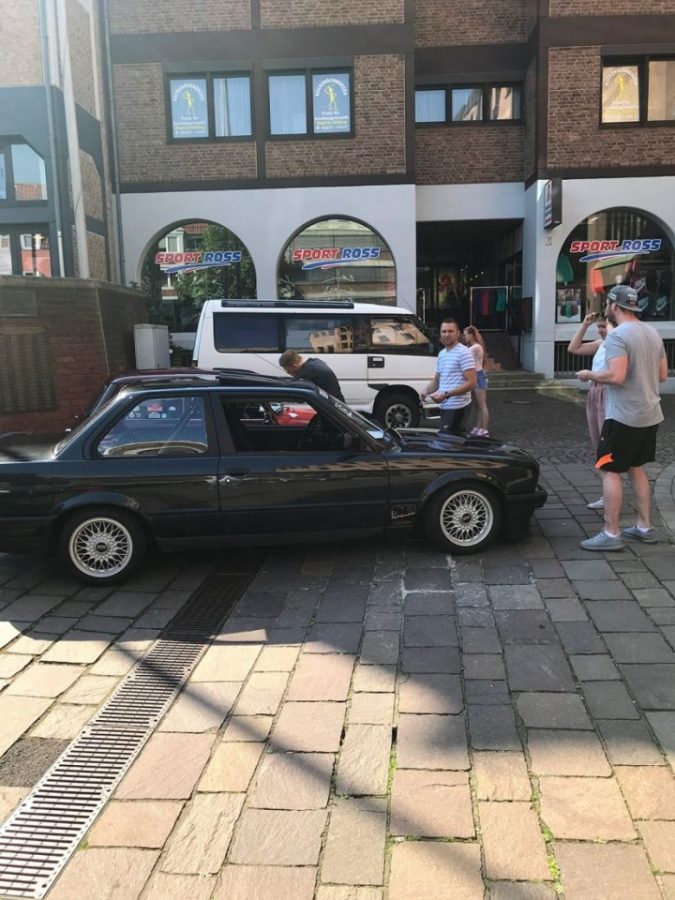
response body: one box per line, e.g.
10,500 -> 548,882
591,341 -> 606,373
469,342 -> 484,372
436,344 -> 475,409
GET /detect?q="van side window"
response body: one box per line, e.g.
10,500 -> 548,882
285,316 -> 366,354
214,314 -> 281,352
369,317 -> 433,353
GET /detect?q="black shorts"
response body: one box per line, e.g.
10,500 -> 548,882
595,418 -> 658,473
441,407 -> 468,435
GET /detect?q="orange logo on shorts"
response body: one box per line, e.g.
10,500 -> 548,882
595,453 -> 614,469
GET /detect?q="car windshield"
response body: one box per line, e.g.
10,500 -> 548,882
327,395 -> 393,445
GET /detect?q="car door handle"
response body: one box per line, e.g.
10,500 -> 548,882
219,468 -> 249,483
368,356 -> 385,368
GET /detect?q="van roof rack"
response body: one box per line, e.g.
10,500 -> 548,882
219,299 -> 355,309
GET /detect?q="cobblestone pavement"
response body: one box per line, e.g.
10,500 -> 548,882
0,389 -> 674,899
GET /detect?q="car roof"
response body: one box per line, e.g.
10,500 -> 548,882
115,370 -> 321,396
200,299 -> 415,316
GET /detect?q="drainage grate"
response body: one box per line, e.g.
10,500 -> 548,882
0,568 -> 256,898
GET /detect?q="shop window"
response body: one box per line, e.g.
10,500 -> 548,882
142,222 -> 256,353
602,57 -> 675,125
278,217 -> 395,304
0,140 -> 47,202
168,74 -> 252,140
415,84 -> 522,124
268,70 -> 352,136
556,208 -> 674,323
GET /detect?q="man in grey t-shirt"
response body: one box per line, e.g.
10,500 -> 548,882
576,285 -> 667,551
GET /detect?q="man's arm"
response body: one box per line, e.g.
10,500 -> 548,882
659,355 -> 668,383
429,366 -> 476,403
420,372 -> 440,401
577,355 -> 628,385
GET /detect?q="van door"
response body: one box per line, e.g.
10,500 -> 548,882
367,315 -> 437,396
282,314 -> 371,408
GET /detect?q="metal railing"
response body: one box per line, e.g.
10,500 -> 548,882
554,339 -> 675,378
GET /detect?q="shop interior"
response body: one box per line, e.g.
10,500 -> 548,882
416,219 -> 523,332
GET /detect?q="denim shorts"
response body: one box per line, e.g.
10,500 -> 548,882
476,370 -> 488,390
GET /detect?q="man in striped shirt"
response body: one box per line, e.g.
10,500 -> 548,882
421,318 -> 476,435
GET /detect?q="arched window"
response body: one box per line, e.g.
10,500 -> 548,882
556,208 -> 674,323
142,222 -> 256,348
278,217 -> 396,305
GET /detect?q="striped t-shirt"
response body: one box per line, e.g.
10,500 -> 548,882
436,344 -> 475,409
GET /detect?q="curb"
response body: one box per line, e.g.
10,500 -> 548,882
654,461 -> 675,541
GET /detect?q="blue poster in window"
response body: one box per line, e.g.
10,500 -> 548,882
170,79 -> 209,139
312,73 -> 350,133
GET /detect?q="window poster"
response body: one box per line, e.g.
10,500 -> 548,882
602,66 -> 640,123
170,79 -> 209,138
312,73 -> 350,133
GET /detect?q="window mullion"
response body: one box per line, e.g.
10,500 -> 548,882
306,68 -> 313,135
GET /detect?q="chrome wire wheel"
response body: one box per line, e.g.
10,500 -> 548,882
439,488 -> 495,549
68,516 -> 133,579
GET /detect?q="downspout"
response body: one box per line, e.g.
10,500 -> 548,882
38,0 -> 66,276
101,0 -> 126,284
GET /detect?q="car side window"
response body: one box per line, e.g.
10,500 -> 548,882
369,316 -> 433,353
96,396 -> 210,458
221,396 -> 351,452
284,316 -> 367,353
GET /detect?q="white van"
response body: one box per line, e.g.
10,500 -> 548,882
192,299 -> 440,427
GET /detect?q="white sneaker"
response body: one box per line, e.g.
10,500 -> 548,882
587,498 -> 604,509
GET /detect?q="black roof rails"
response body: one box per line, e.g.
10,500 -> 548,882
219,299 -> 355,309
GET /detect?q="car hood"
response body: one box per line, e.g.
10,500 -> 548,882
396,427 -> 531,459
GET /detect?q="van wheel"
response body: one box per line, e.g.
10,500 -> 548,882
426,482 -> 501,555
59,507 -> 146,584
376,393 -> 420,429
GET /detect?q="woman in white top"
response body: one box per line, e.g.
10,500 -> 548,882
567,312 -> 611,508
463,326 -> 490,437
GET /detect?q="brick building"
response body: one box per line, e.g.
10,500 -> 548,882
2,0 -> 675,377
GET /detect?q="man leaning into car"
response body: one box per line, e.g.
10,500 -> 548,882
278,349 -> 345,402
421,318 -> 476,435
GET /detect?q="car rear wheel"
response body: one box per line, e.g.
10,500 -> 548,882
426,482 -> 501,554
59,508 -> 146,584
375,392 -> 420,429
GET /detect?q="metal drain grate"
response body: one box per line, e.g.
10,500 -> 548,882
0,569 -> 256,898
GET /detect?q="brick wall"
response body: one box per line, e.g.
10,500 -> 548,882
113,64 -> 257,184
87,233 -> 108,280
547,47 -> 675,170
415,125 -> 526,184
549,0 -> 675,14
416,0 -> 529,47
107,0 -> 251,33
67,0 -> 96,116
266,55 -> 406,178
80,151 -> 103,219
0,0 -> 42,86
0,279 -> 147,435
260,0 -> 404,28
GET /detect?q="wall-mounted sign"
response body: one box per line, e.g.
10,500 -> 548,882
170,79 -> 208,139
154,249 -> 242,274
291,247 -> 381,270
543,179 -> 562,230
569,239 -> 662,262
312,73 -> 351,133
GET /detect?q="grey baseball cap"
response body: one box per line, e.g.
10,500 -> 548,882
607,285 -> 640,312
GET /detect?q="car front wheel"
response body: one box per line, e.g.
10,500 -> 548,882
59,507 -> 147,584
426,482 -> 501,554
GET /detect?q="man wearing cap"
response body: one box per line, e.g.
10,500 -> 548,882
576,285 -> 667,551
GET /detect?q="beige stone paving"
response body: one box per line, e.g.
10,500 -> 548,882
229,808 -> 328,865
158,681 -> 242,732
60,674 -> 118,704
0,695 -> 52,756
248,751 -> 333,809
5,662 -> 83,697
472,751 -> 532,801
390,769 -> 474,837
41,630 -> 112,664
614,765 -> 675,818
321,798 -> 387,886
554,841 -> 662,899
88,799 -> 183,848
286,653 -> 354,701
0,786 -> 28,822
143,872 -> 216,900
198,741 -> 265,792
30,702 -> 97,739
115,733 -> 215,800
270,701 -> 346,752
539,775 -> 636,840
233,670 -> 289,715
638,821 -> 675,873
479,802 -> 551,882
348,692 -> 394,725
335,724 -> 391,796
191,643 -> 261,681
213,865 -> 316,900
161,793 -> 245,874
48,847 -> 159,900
388,841 -> 483,900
